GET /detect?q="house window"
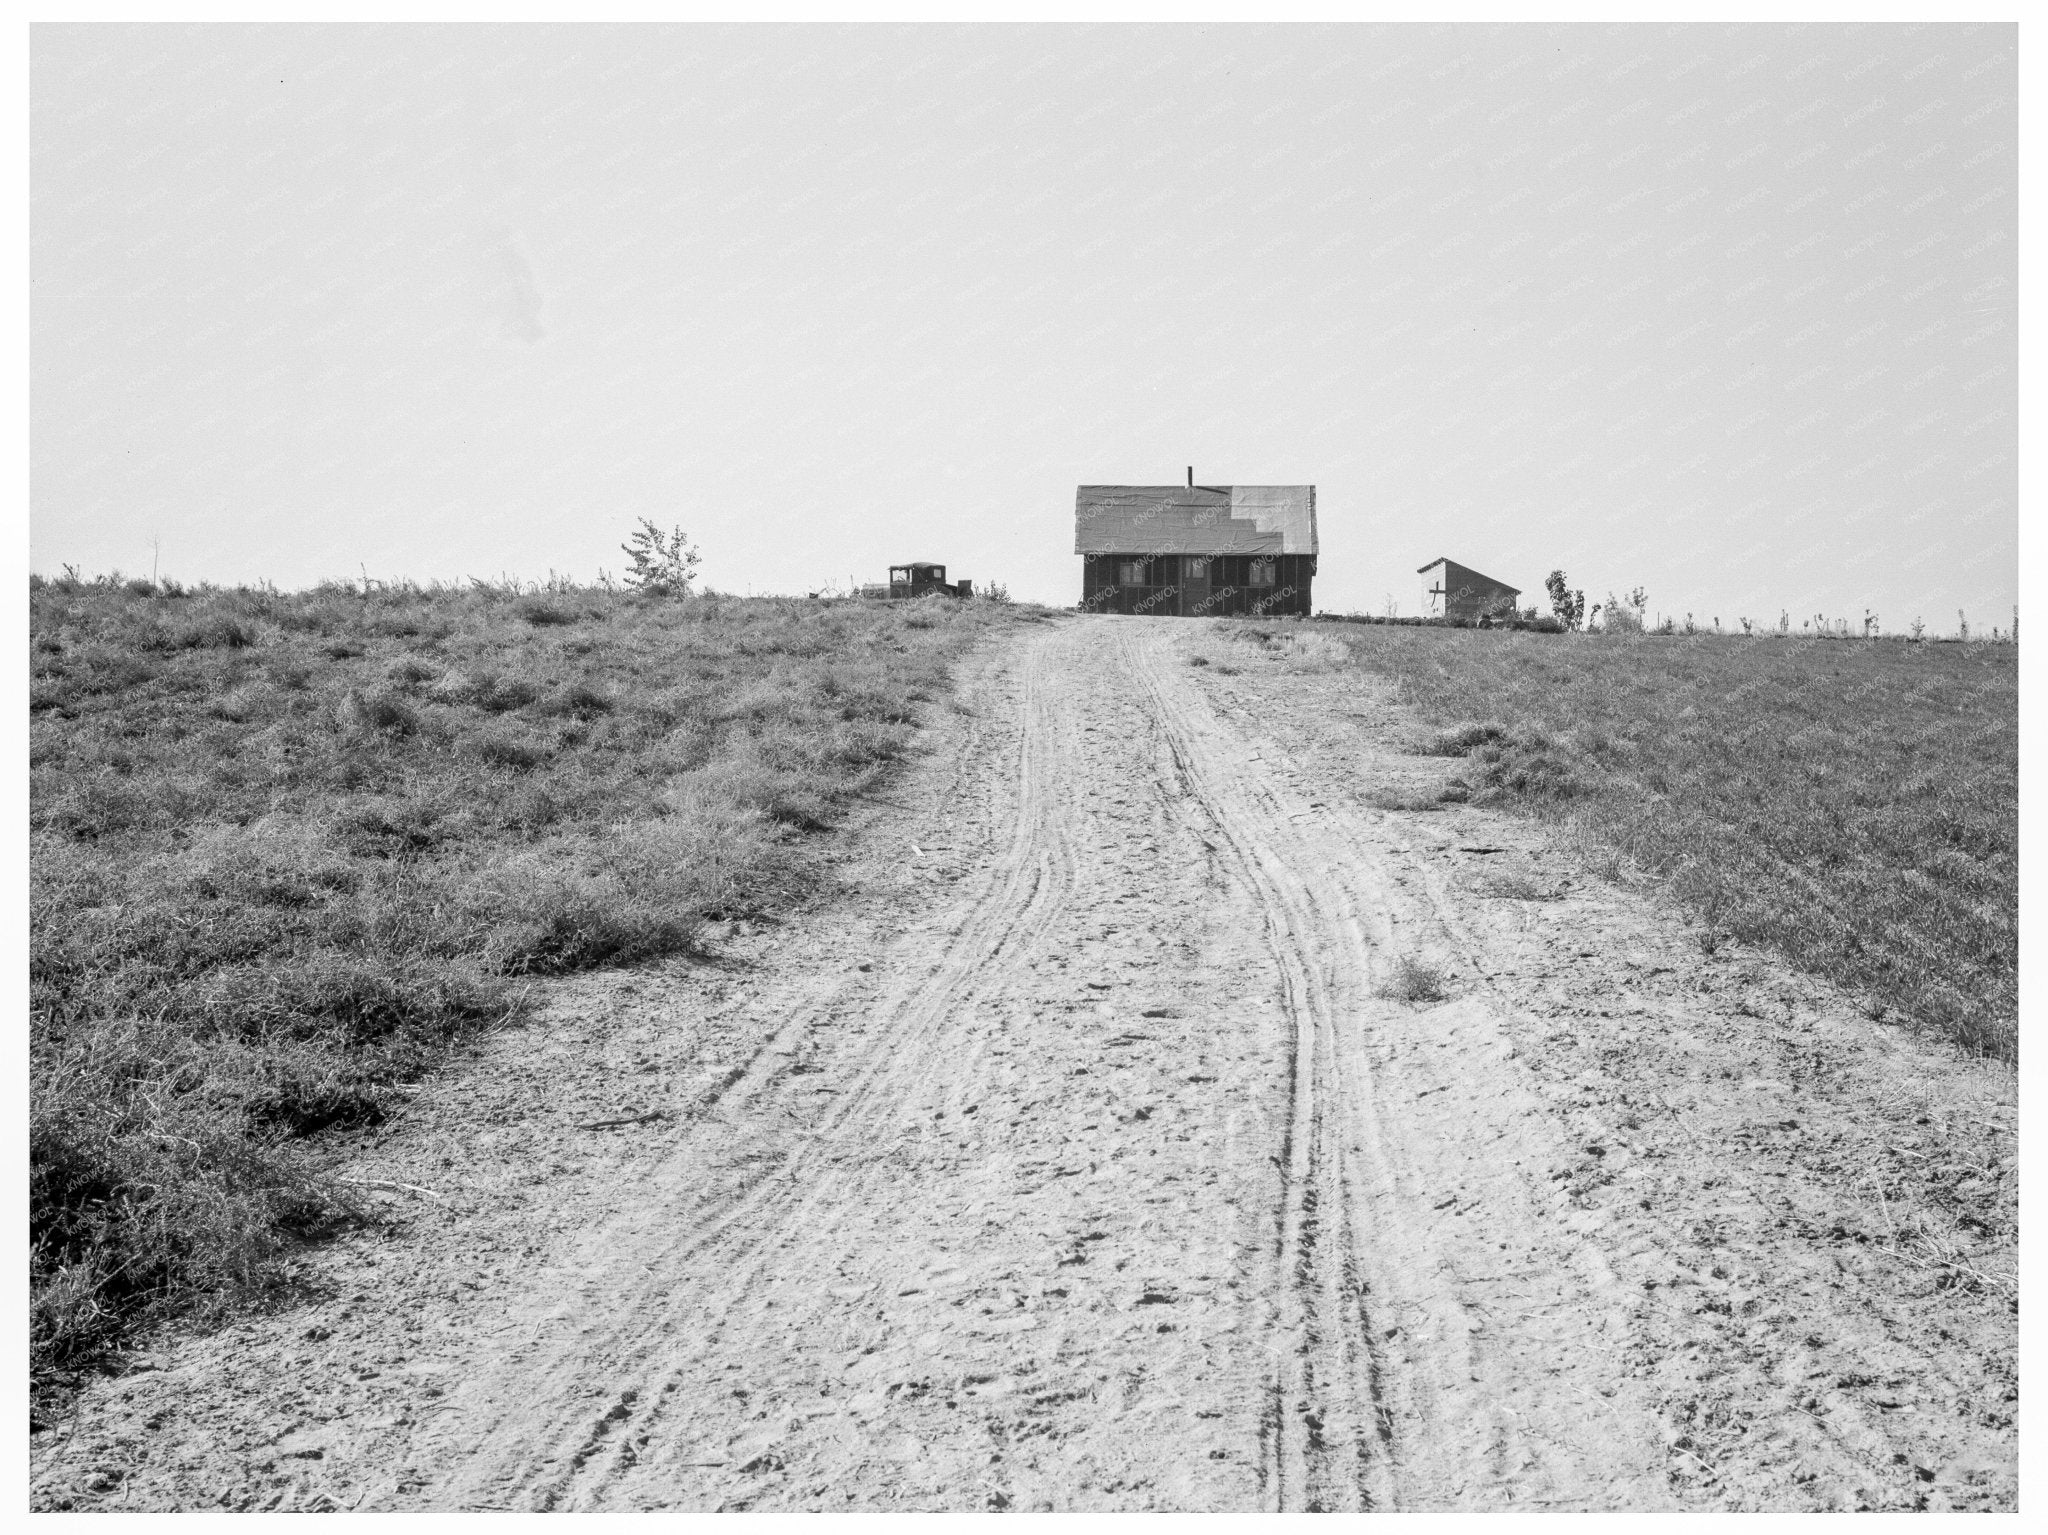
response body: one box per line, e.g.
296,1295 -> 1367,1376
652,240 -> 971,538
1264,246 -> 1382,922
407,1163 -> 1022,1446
1185,557 -> 1208,580
1248,559 -> 1277,588
1118,559 -> 1149,586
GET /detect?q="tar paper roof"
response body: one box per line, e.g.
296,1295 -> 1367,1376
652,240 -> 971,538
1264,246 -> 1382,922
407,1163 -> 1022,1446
1074,486 -> 1317,556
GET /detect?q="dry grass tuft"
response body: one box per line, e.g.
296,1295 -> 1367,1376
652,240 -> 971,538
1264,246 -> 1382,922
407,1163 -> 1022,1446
1480,870 -> 1560,901
1421,720 -> 1509,756
1364,785 -> 1461,813
1379,955 -> 1450,1004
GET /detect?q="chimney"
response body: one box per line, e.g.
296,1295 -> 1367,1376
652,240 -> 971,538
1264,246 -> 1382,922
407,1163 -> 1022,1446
1186,465 -> 1193,488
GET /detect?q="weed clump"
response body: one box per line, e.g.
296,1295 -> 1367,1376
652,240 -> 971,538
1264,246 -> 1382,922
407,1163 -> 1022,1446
337,688 -> 419,739
1463,726 -> 1587,803
1423,721 -> 1509,756
467,732 -> 549,771
1481,871 -> 1558,901
517,598 -> 578,627
1422,721 -> 1585,802
1364,784 -> 1460,812
1380,955 -> 1450,1004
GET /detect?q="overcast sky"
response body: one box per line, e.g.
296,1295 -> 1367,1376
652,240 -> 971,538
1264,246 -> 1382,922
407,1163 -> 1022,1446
33,23 -> 2015,629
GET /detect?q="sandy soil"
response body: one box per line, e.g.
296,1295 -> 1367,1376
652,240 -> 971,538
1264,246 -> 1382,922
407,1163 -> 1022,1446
30,616 -> 2016,1512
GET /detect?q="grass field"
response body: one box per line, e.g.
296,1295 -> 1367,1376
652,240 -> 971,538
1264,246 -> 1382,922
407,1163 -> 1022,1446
1282,623 -> 2018,1064
28,574 -> 1034,1400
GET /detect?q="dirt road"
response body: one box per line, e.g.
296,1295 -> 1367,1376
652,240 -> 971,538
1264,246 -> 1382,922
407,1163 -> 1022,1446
31,617 -> 2016,1512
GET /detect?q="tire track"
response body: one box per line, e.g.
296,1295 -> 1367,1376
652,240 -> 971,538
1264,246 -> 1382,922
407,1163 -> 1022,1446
1119,621 -> 1692,1510
1150,624 -> 1699,1510
420,629 -> 1088,1509
1114,624 -> 1401,1510
428,616 -> 1443,1512
390,615 -> 1683,1512
38,616 -> 2015,1514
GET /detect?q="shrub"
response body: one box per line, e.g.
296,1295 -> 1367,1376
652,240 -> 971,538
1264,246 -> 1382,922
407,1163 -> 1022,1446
1595,587 -> 1650,635
1544,570 -> 1586,631
620,520 -> 702,599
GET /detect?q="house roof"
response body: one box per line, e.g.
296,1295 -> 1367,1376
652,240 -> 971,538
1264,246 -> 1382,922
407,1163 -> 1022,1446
1417,556 -> 1518,594
1075,486 -> 1317,556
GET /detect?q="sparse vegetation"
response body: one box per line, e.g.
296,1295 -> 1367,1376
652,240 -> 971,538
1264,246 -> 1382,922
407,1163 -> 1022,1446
1313,611 -> 1565,634
1478,870 -> 1559,901
1324,625 -> 2016,1062
1427,717 -> 1588,804
1594,587 -> 1649,635
1363,785 -> 1457,813
1421,721 -> 1509,757
28,572 -> 1037,1403
1379,955 -> 1449,1004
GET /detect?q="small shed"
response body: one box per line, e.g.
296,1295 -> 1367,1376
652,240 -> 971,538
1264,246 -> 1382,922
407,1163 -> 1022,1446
1075,481 -> 1317,617
1417,558 -> 1520,623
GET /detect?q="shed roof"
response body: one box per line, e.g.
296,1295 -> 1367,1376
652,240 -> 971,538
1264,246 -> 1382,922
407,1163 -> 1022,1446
1075,486 -> 1317,556
1417,556 -> 1519,594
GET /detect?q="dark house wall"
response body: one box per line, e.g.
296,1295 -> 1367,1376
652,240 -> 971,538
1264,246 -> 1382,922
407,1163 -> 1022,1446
1427,560 -> 1520,622
1080,553 -> 1315,617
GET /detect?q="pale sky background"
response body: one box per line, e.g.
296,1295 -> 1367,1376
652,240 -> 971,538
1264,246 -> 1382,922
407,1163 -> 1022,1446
33,23 -> 2016,629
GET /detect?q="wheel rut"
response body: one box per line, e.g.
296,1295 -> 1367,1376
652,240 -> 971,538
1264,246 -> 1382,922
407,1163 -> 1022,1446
404,616 -> 1675,1512
427,630 -> 1085,1510
1116,624 -> 1401,1511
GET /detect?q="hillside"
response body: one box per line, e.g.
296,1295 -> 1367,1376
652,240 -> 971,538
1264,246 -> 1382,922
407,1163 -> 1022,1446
29,574 -> 1040,1404
1290,620 -> 2018,1062
30,613 -> 2014,1512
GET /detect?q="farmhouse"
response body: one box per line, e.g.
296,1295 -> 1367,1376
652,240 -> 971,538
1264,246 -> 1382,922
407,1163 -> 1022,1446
1075,480 -> 1317,617
1416,557 -> 1521,623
